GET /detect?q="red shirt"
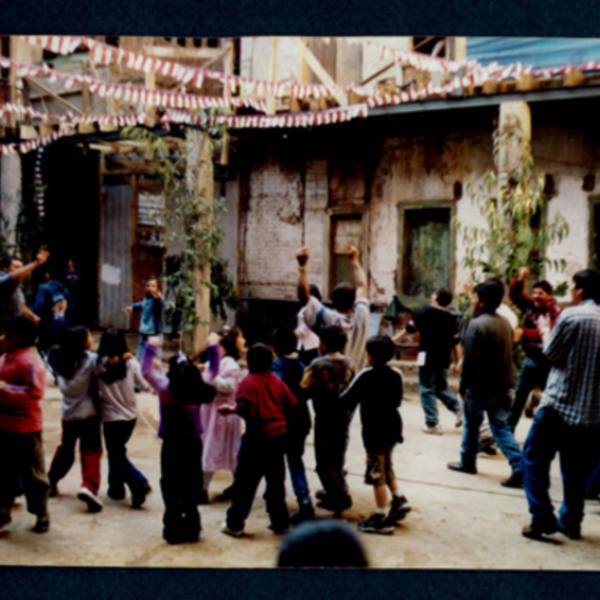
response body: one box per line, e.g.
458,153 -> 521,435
234,372 -> 297,438
0,348 -> 46,433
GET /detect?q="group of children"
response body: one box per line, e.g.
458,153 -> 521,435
0,267 -> 411,542
0,317 -> 153,533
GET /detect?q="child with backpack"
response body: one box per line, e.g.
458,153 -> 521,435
219,343 -> 297,538
142,336 -> 216,544
96,329 -> 152,509
341,335 -> 410,535
48,326 -> 103,513
300,326 -> 356,515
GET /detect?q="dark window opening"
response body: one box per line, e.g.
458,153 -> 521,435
207,38 -> 220,48
105,36 -> 120,47
193,38 -> 203,48
412,36 -> 446,58
176,37 -> 186,47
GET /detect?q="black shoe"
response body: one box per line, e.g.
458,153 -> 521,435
501,472 -> 523,489
558,520 -> 582,540
220,485 -> 234,500
131,488 -> 148,510
49,482 -> 59,498
268,523 -> 290,535
388,495 -> 412,522
291,502 -> 316,525
478,438 -> 498,456
198,490 -> 209,505
358,513 -> 394,535
32,516 -> 50,534
0,513 -> 11,530
317,495 -> 352,514
315,489 -> 326,501
447,462 -> 477,475
107,487 -> 126,501
522,521 -> 558,540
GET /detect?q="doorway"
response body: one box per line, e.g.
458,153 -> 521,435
398,204 -> 454,299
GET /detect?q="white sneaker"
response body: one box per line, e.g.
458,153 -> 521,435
455,410 -> 463,428
221,521 -> 245,538
77,486 -> 103,513
423,424 -> 443,435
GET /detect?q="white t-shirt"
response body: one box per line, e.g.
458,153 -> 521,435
296,307 -> 321,352
303,295 -> 371,370
496,303 -> 518,332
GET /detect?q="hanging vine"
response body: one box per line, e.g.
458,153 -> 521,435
122,121 -> 237,346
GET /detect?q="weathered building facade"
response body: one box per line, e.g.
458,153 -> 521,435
235,94 -> 600,309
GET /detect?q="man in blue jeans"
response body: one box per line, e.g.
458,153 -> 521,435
522,269 -> 600,541
393,287 -> 462,434
508,266 -> 561,432
447,278 -> 524,489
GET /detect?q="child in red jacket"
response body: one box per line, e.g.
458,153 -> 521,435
218,343 -> 297,537
0,316 -> 50,533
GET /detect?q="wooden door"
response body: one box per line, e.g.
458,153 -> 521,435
330,215 -> 363,293
400,206 -> 453,298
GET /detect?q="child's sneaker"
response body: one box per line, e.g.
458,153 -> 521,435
77,486 -> 103,513
388,495 -> 412,522
221,521 -> 245,538
358,513 -> 394,535
423,424 -> 443,435
32,515 -> 50,534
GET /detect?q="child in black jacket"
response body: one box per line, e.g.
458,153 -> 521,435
341,335 -> 410,535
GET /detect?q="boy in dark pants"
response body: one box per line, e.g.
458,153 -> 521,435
219,344 -> 297,537
341,336 -> 409,534
271,329 -> 314,523
0,316 -> 50,533
301,326 -> 356,515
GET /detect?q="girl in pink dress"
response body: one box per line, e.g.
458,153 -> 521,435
199,327 -> 246,503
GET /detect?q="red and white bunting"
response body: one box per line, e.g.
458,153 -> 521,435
0,124 -> 76,155
1,54 -> 269,113
22,36 -> 391,102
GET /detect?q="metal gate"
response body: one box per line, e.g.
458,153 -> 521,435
100,185 -> 132,330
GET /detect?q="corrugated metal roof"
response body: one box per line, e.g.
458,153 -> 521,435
467,37 -> 600,69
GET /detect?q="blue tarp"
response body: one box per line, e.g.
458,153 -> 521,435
467,38 -> 600,69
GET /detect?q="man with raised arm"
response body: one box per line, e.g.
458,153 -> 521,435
296,245 -> 370,371
0,249 -> 50,330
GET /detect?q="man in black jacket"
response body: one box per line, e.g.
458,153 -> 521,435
447,278 -> 524,488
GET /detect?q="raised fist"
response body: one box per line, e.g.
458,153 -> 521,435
296,247 -> 310,267
518,266 -> 530,281
36,248 -> 49,265
348,245 -> 360,264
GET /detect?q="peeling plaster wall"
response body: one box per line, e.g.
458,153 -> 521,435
240,156 -> 304,299
532,124 -> 600,289
239,113 -> 599,306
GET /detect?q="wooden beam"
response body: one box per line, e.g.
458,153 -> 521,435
82,60 -> 91,114
297,39 -> 347,106
143,46 -> 225,60
25,78 -> 84,114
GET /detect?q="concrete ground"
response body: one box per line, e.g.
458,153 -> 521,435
1,367 -> 600,569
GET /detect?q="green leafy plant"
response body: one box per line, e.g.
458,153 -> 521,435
456,117 -> 570,295
122,124 -> 237,350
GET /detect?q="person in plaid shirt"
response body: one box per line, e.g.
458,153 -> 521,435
522,269 -> 600,541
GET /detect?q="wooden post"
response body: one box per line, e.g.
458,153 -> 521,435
185,128 -> 213,355
220,38 -> 234,166
145,71 -> 157,127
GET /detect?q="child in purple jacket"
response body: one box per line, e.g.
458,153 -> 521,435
141,337 -> 216,545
